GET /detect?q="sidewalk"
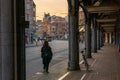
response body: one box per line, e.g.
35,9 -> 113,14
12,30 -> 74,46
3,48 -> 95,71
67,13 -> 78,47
62,44 -> 120,80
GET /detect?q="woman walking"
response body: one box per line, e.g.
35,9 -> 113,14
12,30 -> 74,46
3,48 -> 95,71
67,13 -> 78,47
41,40 -> 53,73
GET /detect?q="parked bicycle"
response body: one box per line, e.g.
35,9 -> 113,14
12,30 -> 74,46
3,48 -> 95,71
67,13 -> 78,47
81,48 -> 89,71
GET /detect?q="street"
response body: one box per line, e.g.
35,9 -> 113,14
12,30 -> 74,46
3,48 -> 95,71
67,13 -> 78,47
26,40 -> 85,80
26,40 -> 69,79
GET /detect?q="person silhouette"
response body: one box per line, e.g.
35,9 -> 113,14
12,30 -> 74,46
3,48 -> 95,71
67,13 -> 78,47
41,40 -> 53,73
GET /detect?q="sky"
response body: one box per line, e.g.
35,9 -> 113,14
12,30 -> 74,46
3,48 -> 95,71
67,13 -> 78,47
33,0 -> 68,20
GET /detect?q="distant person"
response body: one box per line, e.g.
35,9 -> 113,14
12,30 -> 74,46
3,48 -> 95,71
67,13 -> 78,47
25,36 -> 28,44
41,40 -> 53,73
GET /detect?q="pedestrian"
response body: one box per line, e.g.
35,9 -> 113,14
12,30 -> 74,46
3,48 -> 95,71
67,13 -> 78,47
41,40 -> 53,73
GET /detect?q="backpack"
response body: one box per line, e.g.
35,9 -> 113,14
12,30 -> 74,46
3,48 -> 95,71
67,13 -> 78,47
41,46 -> 51,58
44,52 -> 49,57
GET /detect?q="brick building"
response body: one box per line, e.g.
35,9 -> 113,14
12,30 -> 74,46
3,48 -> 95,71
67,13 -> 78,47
42,13 -> 68,40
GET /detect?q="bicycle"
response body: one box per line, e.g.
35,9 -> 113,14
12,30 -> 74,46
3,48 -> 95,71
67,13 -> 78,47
81,49 -> 89,71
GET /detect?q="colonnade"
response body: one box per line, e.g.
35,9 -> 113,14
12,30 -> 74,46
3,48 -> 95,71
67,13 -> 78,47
0,0 -> 120,80
67,1 -> 105,70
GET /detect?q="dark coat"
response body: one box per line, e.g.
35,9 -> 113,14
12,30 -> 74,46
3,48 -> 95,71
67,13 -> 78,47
41,46 -> 53,64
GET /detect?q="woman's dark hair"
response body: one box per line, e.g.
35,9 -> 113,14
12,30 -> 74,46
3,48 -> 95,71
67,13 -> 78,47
43,40 -> 49,47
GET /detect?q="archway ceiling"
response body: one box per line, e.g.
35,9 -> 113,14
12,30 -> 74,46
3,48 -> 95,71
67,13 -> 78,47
81,0 -> 120,33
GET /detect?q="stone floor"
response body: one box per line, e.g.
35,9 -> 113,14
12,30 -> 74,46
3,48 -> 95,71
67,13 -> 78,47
63,44 -> 120,80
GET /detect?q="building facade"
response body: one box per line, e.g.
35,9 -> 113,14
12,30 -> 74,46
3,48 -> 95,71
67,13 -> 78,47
25,0 -> 36,43
50,15 -> 68,39
42,13 -> 68,40
36,20 -> 44,38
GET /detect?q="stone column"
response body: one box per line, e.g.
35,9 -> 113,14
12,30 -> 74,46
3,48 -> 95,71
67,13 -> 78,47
100,28 -> 102,47
117,11 -> 120,52
85,13 -> 92,58
102,32 -> 105,46
68,0 -> 80,70
105,33 -> 108,43
100,28 -> 104,47
97,24 -> 100,50
107,33 -> 110,43
91,15 -> 97,53
16,0 -> 26,80
103,33 -> 105,46
114,26 -> 117,44
116,30 -> 119,50
109,32 -> 112,44
0,0 -> 14,80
